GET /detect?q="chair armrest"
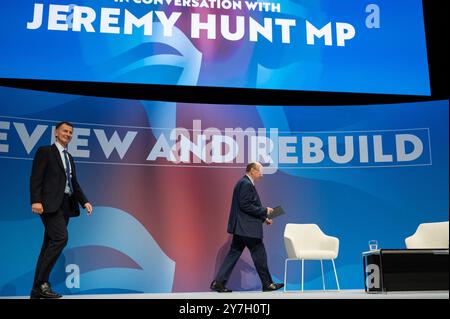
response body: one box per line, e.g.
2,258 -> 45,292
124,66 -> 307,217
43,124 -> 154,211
405,234 -> 421,248
284,236 -> 297,259
322,235 -> 339,255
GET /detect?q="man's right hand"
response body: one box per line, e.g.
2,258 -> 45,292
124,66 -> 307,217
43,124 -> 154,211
267,207 -> 273,216
31,203 -> 44,215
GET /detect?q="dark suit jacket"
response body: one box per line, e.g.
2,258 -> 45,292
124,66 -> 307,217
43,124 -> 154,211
227,175 -> 268,239
30,144 -> 88,217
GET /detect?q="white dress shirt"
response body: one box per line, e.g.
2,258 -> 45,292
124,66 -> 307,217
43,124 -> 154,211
55,142 -> 72,194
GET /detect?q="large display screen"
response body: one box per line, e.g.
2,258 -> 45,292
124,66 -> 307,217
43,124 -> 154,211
0,0 -> 430,95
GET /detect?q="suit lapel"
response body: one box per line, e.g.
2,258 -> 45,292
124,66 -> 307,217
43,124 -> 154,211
52,144 -> 65,173
245,175 -> 262,205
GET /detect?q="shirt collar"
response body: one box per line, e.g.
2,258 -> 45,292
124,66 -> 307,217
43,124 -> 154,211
246,174 -> 255,186
55,141 -> 67,153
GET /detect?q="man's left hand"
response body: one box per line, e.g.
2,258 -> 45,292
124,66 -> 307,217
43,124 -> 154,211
84,202 -> 93,216
265,218 -> 273,225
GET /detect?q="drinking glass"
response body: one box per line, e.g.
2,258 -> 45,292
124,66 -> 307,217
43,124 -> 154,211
369,240 -> 378,251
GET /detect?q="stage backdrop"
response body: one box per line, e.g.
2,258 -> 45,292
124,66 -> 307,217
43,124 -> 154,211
0,86 -> 448,296
0,0 -> 429,95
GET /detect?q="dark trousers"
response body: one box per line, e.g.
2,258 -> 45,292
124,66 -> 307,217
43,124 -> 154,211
32,195 -> 71,288
215,234 -> 272,288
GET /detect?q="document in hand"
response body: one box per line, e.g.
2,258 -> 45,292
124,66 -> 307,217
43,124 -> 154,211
269,206 -> 286,219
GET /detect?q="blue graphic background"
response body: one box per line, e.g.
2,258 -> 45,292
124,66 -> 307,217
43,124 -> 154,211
0,87 -> 448,296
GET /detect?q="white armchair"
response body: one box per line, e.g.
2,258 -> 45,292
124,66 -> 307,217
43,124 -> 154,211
405,221 -> 449,249
283,223 -> 340,292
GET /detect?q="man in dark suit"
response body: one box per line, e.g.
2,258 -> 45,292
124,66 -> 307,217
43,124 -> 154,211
210,162 -> 284,292
30,121 -> 93,299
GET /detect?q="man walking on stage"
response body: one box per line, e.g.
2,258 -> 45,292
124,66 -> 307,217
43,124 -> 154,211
211,162 -> 284,292
30,121 -> 93,299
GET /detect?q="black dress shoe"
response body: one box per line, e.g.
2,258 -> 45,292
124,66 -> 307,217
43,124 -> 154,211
210,280 -> 232,293
30,288 -> 40,299
32,282 -> 62,299
263,283 -> 284,292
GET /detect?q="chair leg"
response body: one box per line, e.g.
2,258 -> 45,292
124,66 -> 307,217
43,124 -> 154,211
284,259 -> 288,292
301,259 -> 304,292
320,260 -> 325,290
331,259 -> 340,291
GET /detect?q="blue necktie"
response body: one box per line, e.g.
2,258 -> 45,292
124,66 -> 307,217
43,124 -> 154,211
63,149 -> 73,194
